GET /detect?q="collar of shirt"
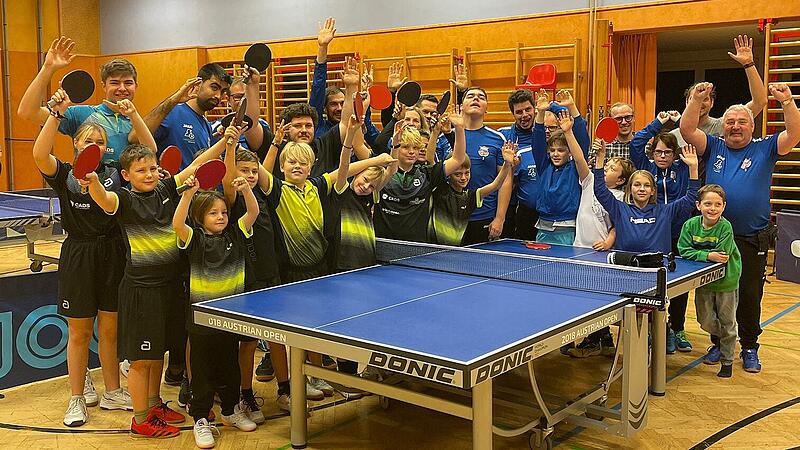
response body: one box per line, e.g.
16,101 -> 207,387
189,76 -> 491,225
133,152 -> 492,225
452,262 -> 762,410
282,179 -> 313,196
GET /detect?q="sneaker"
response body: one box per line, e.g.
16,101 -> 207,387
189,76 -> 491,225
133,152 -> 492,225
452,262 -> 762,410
740,348 -> 762,373
120,360 -> 130,378
276,393 -> 291,412
131,409 -> 180,438
567,339 -> 601,358
703,346 -> 721,365
310,377 -> 334,397
164,368 -> 184,386
360,366 -> 385,383
322,354 -> 337,369
63,396 -> 88,427
559,343 -> 575,355
600,336 -> 616,356
240,392 -> 265,424
99,388 -> 133,411
666,328 -> 677,354
255,354 -> 275,382
193,418 -> 219,449
717,364 -> 733,378
256,340 -> 269,352
178,377 -> 192,409
153,401 -> 186,424
84,370 -> 98,407
674,330 -> 693,352
328,381 -> 364,400
306,381 -> 325,401
221,403 -> 257,432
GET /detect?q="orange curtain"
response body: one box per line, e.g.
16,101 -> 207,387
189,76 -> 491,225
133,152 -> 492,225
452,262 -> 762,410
612,33 -> 657,131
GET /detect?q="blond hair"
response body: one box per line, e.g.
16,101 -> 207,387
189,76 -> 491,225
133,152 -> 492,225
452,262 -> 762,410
279,142 -> 315,167
624,170 -> 656,205
73,122 -> 108,154
398,127 -> 424,149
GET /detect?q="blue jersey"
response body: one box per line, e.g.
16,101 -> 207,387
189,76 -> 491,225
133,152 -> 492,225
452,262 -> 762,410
703,133 -> 779,236
433,134 -> 453,163
154,103 -> 214,169
593,168 -> 699,253
59,103 -> 132,162
310,60 -> 380,143
531,123 -> 581,222
465,126 -> 507,221
513,148 -> 539,210
630,118 -> 690,205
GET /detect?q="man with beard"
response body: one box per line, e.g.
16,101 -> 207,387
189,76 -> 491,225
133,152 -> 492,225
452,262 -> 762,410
133,63 -> 231,168
18,36 -> 139,162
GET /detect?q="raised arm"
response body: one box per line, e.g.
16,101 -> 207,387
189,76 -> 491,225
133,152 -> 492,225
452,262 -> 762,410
17,36 -> 75,124
242,66 -> 265,150
262,120 -> 287,173
232,177 -> 259,232
667,144 -> 700,221
427,111 -> 448,165
310,17 -> 335,121
130,77 -> 201,143
175,125 -> 241,182
329,115 -> 358,191
173,177 -> 199,243
770,83 -> 800,156
532,90 -> 551,169
104,99 -> 156,152
592,140 -> 621,217
479,142 -> 519,201
680,82 -> 712,155
555,89 -> 589,155
339,56 -> 359,144
557,110 -> 589,181
84,172 -> 117,213
32,90 -> 70,177
222,127 -> 239,205
630,113 -> 668,170
727,35 -> 768,117
443,108 -> 467,175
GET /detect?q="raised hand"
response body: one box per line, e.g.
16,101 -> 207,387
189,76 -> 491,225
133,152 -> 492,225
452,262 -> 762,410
224,124 -> 244,146
557,110 -> 573,132
690,82 -> 713,102
769,83 -> 794,103
181,174 -> 200,195
593,138 -> 607,167
392,100 -> 405,121
272,120 -> 288,146
678,144 -> 698,167
449,106 -> 465,129
449,62 -> 469,91
44,36 -> 76,70
174,77 -> 202,104
49,88 -> 73,115
361,63 -> 374,90
535,89 -> 550,112
342,56 -> 360,87
241,65 -> 260,86
318,17 -> 336,47
103,99 -> 137,117
668,110 -> 681,122
501,141 -> 519,166
387,62 -> 407,91
555,89 -> 574,107
392,119 -> 408,143
727,34 -> 754,66
232,176 -> 252,192
707,251 -> 729,263
657,111 -> 670,124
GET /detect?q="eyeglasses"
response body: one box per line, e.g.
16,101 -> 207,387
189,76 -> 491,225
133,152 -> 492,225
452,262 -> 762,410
653,150 -> 674,156
230,94 -> 245,101
612,115 -> 634,123
544,125 -> 559,132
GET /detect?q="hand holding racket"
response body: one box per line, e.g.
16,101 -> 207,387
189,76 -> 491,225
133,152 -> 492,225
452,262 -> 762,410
47,70 -> 94,109
223,124 -> 245,147
159,145 -> 182,176
594,117 -> 619,143
73,143 -> 102,193
177,159 -> 226,195
178,174 -> 201,196
47,88 -> 72,115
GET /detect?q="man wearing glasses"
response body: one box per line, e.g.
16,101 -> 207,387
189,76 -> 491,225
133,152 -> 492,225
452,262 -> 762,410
593,102 -> 636,160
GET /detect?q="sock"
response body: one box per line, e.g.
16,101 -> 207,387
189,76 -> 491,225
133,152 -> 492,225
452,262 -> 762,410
277,381 -> 290,396
106,388 -> 122,395
241,388 -> 254,398
147,396 -> 160,409
134,409 -> 149,424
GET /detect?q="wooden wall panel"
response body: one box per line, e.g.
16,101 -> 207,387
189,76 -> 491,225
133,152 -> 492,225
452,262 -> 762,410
58,0 -> 100,54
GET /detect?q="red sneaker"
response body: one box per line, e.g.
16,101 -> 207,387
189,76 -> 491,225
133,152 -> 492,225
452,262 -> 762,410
153,401 -> 186,424
130,409 -> 180,438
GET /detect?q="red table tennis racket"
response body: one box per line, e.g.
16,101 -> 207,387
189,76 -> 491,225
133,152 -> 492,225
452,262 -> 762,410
595,117 -> 620,143
523,241 -> 551,250
226,97 -> 248,145
48,70 -> 95,108
177,159 -> 226,194
437,90 -> 452,116
368,85 -> 393,110
354,95 -> 365,123
73,143 -> 102,193
159,145 -> 182,176
244,43 -> 273,72
397,81 -> 421,107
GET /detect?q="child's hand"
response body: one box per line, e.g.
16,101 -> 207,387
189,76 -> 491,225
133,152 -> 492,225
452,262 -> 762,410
77,171 -> 98,187
103,99 -> 137,117
678,144 -> 698,167
502,141 -> 519,166
181,174 -> 200,195
708,251 -> 729,263
391,100 -> 404,120
49,88 -> 73,115
557,110 -> 573,132
592,138 -> 607,164
555,89 -> 574,108
592,239 -> 611,251
668,110 -> 681,122
231,176 -> 251,192
224,125 -> 244,146
657,111 -> 669,124
392,120 -> 408,143
377,153 -> 399,166
535,89 -> 550,111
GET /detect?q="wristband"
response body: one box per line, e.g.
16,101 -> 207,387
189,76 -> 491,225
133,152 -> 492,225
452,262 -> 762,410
343,145 -> 353,150
392,144 -> 401,149
782,98 -> 794,107
271,141 -> 280,147
742,62 -> 755,69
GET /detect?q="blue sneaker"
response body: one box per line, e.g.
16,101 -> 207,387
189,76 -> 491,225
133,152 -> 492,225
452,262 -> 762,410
740,348 -> 761,373
674,331 -> 692,352
666,328 -> 676,354
703,346 -> 721,365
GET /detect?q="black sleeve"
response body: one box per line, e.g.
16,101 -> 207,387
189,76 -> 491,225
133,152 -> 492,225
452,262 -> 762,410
456,88 -> 467,107
380,90 -> 398,127
443,130 -> 455,149
373,117 -> 397,155
312,124 -> 343,176
254,123 -> 275,162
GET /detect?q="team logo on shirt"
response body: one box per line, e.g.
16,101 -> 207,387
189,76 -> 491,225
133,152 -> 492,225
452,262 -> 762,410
740,158 -> 752,171
478,146 -> 490,158
712,155 -> 725,173
527,165 -> 537,179
413,179 -> 421,187
630,217 -> 656,224
183,124 -> 196,144
670,171 -> 676,180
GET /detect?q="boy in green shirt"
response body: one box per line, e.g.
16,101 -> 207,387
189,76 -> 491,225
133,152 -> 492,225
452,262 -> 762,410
677,184 -> 742,378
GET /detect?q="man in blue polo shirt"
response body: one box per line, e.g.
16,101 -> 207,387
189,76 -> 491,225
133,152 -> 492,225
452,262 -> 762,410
681,81 -> 800,374
17,36 -> 138,162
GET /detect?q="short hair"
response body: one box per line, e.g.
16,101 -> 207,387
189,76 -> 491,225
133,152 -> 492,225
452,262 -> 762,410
609,102 -> 634,116
100,58 -> 137,83
445,151 -> 471,170
73,122 -> 108,150
698,183 -> 726,202
463,87 -> 488,101
119,144 -> 156,171
625,170 -> 657,205
398,126 -> 424,149
197,63 -> 232,86
546,130 -> 568,149
282,102 -> 318,127
417,94 -> 439,106
507,89 -> 534,113
189,190 -> 229,226
606,157 -> 635,187
324,86 -> 345,105
653,132 -> 680,154
684,83 -> 717,102
722,104 -> 754,125
235,148 -> 259,164
279,142 -> 315,168
359,166 -> 386,183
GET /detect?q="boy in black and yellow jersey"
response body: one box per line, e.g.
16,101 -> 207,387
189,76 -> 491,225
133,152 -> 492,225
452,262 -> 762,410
84,125 -> 238,438
429,142 -> 519,246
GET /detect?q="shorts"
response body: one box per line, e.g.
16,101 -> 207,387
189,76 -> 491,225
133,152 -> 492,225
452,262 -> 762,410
58,235 -> 125,318
117,277 -> 183,362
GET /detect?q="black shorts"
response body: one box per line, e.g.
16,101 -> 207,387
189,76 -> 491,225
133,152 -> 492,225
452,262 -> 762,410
117,277 -> 183,361
58,235 -> 125,318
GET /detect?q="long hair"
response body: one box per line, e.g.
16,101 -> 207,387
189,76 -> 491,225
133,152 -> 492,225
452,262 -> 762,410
624,170 -> 657,205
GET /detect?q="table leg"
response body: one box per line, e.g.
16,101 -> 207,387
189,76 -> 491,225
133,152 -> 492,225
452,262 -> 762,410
472,378 -> 493,450
650,309 -> 666,396
290,347 -> 307,449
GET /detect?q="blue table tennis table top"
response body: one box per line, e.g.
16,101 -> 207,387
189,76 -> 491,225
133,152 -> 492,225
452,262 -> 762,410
195,240 -> 723,368
0,191 -> 61,220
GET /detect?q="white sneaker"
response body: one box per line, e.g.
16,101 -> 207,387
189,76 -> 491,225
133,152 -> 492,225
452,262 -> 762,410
310,377 -> 334,397
63,396 -> 88,427
276,393 -> 290,412
99,388 -> 133,411
193,418 -> 218,448
239,395 -> 265,425
306,380 -> 324,401
119,360 -> 130,378
221,403 -> 257,432
84,370 -> 98,407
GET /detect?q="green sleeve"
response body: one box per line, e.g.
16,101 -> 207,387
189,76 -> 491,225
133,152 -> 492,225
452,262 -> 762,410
718,222 -> 738,258
677,219 -> 708,262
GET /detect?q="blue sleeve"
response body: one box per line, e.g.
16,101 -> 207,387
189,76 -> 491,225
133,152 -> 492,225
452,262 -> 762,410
436,136 -> 452,162
310,61 -> 327,123
494,135 -> 507,168
573,116 -> 591,158
592,167 -> 620,219
154,110 -> 173,144
532,123 -> 549,170
363,107 -> 380,147
58,105 -> 92,137
630,118 -> 663,171
666,178 -> 699,223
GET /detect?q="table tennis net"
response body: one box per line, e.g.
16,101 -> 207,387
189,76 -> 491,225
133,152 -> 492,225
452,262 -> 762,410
376,238 -> 666,298
0,192 -> 55,214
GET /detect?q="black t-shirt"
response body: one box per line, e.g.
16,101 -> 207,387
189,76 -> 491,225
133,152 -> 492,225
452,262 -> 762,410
374,161 -> 447,242
43,160 -> 123,239
271,125 -> 342,181
428,186 -> 481,246
333,187 -> 378,271
232,188 -> 281,287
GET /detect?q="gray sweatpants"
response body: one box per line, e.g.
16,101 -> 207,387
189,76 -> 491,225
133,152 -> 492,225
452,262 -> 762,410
694,288 -> 738,364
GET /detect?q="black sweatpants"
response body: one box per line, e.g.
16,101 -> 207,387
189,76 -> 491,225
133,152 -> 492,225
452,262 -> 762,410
188,331 -> 241,420
734,235 -> 767,350
515,204 -> 539,241
668,238 -> 688,332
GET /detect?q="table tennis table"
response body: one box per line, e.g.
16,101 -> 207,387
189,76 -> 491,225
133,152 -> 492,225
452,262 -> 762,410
0,190 -> 61,272
193,238 -> 724,449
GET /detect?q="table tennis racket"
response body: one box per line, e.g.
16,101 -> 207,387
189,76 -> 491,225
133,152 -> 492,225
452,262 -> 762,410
397,81 -> 421,107
47,70 -> 95,108
177,159 -> 226,194
437,90 -> 452,116
244,43 -> 273,72
73,143 -> 102,193
159,145 -> 182,176
523,241 -> 551,250
368,85 -> 393,110
226,97 -> 248,145
220,112 -> 254,133
595,117 -> 620,143
354,95 -> 365,123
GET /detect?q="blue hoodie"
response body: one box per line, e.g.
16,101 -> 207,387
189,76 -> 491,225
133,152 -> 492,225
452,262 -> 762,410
630,118 -> 690,205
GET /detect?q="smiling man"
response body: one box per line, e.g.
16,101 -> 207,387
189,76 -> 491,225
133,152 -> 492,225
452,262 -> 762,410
17,36 -> 139,162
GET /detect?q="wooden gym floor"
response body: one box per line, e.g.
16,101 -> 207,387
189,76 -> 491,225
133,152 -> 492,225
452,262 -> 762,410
0,239 -> 797,449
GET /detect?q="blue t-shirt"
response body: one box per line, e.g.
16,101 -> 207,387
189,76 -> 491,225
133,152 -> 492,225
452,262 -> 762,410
433,134 -> 453,163
703,133 -> 779,236
531,123 -> 581,222
513,147 -> 539,210
630,118 -> 690,206
465,126 -> 507,221
209,117 -> 272,150
59,104 -> 132,162
154,103 -> 214,169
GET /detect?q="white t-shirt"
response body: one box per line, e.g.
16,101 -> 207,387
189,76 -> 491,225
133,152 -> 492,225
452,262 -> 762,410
573,172 -> 625,248
671,116 -> 724,147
